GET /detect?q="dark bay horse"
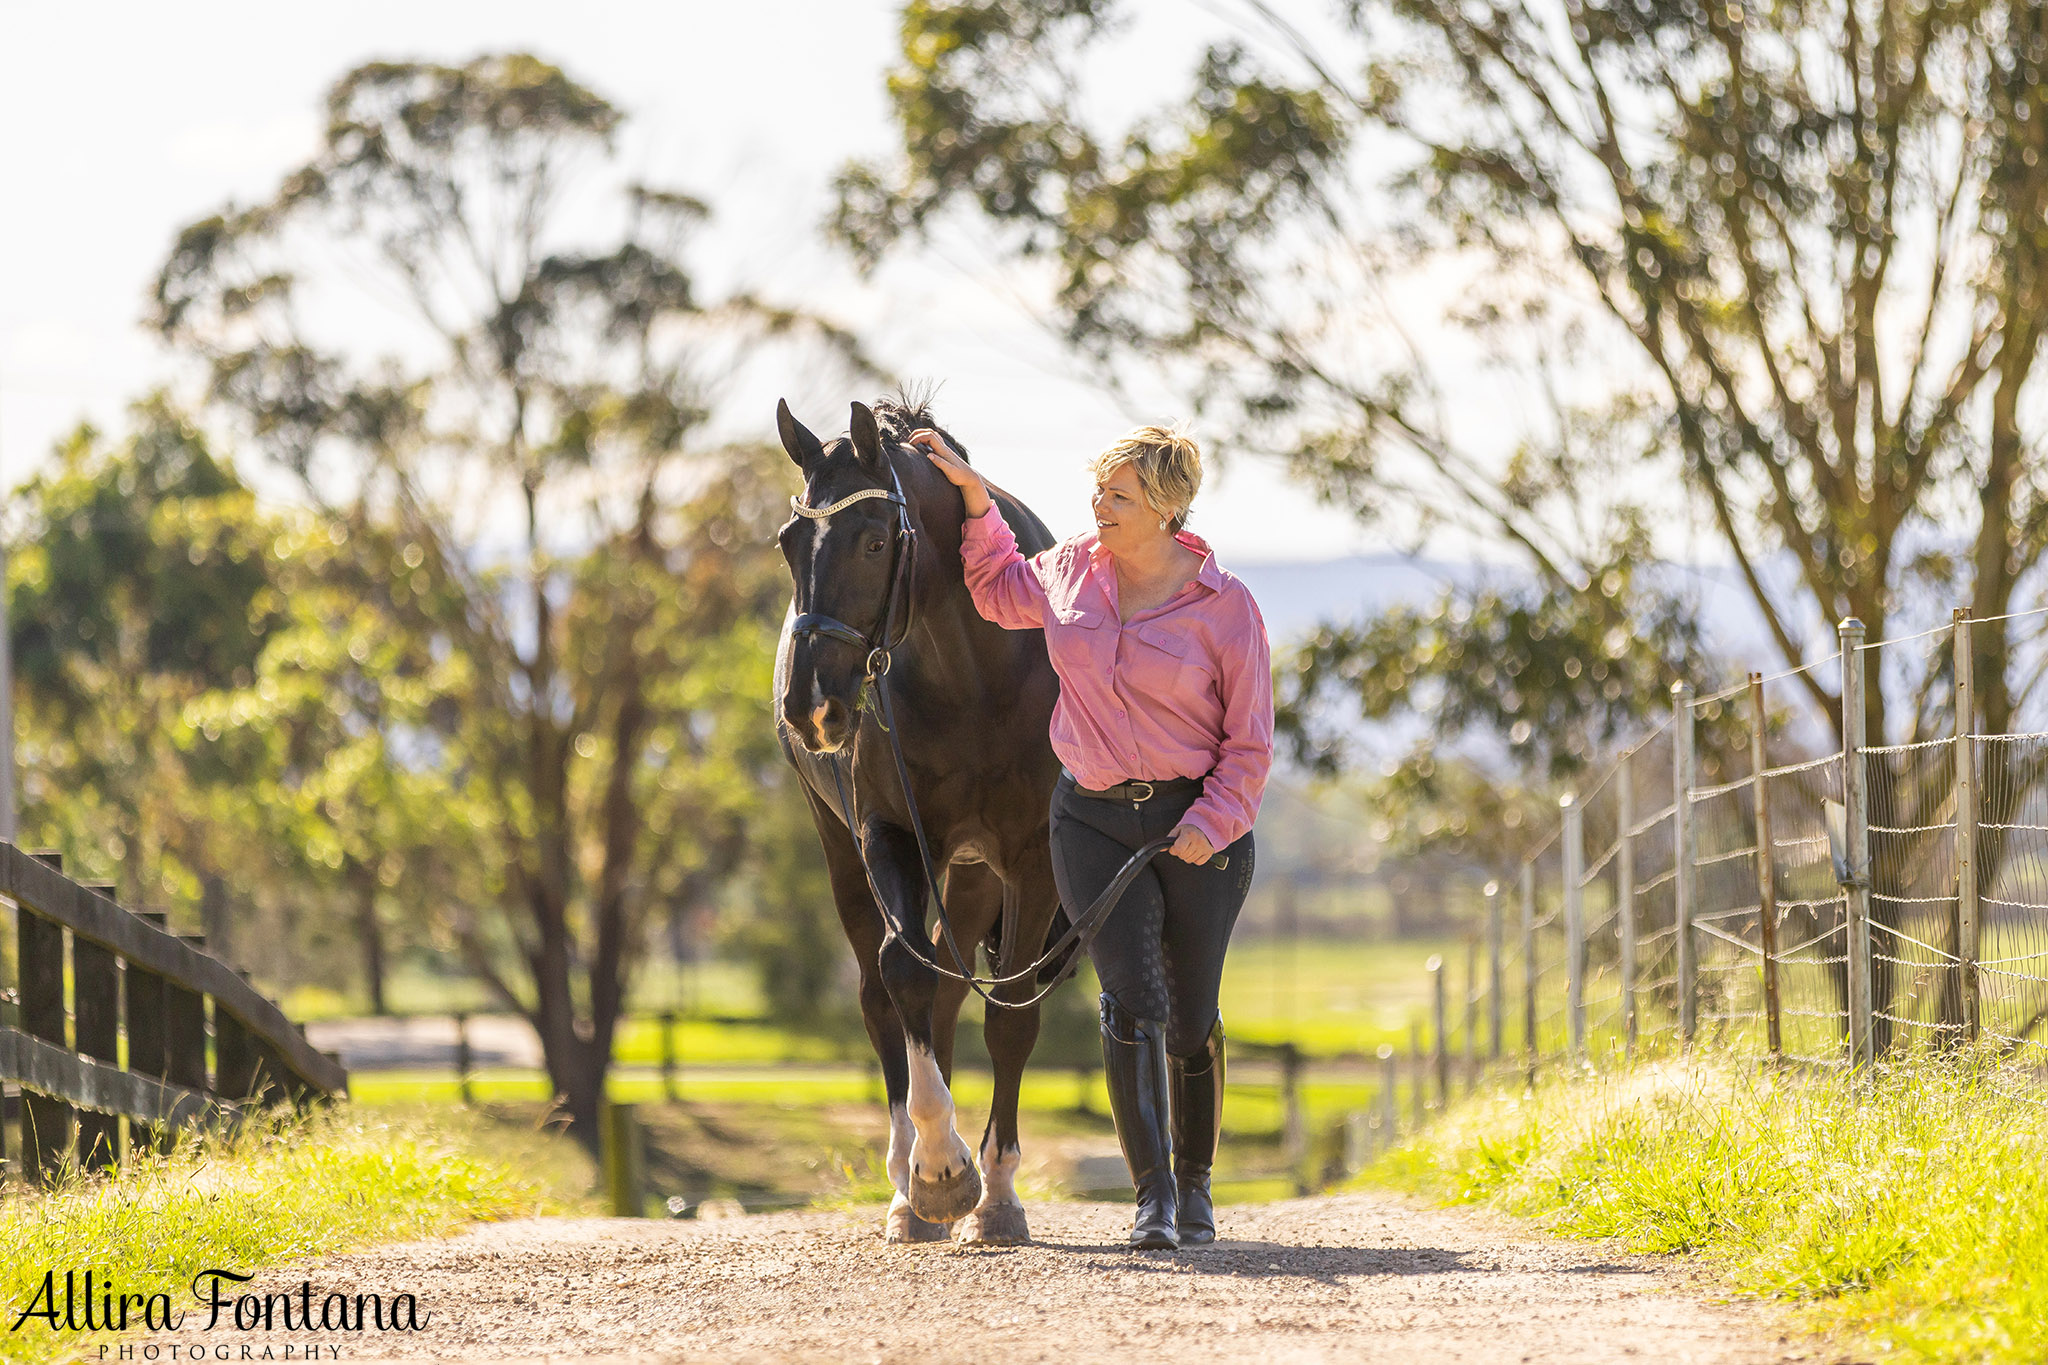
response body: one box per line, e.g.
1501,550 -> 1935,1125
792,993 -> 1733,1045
773,396 -> 1065,1245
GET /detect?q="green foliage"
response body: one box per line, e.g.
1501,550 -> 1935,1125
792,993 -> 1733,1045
6,399 -> 288,913
150,51 -> 875,1135
1372,1052 -> 2048,1362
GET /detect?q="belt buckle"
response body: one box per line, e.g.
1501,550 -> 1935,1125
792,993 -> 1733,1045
1128,780 -> 1155,803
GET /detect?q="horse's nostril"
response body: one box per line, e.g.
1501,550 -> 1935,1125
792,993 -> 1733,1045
814,698 -> 849,740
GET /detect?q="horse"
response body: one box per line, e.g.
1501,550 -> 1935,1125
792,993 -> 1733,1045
772,395 -> 1067,1244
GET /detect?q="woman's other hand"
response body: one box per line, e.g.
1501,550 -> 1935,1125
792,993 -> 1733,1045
1168,823 -> 1217,865
910,430 -> 993,517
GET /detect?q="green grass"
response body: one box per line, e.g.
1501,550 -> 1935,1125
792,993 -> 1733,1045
1364,1048 -> 2048,1363
0,1103 -> 594,1363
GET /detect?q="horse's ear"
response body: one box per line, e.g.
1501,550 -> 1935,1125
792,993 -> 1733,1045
777,398 -> 823,471
849,401 -> 885,473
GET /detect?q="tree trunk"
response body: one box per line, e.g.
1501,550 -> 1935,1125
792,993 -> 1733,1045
354,870 -> 388,1016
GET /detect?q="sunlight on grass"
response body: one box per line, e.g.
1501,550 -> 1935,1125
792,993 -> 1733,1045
0,1103 -> 593,1363
1364,1048 -> 2048,1363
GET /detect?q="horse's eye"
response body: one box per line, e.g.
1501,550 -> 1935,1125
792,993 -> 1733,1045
866,538 -> 887,554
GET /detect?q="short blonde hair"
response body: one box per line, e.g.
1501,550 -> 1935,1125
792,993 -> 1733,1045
1088,424 -> 1203,533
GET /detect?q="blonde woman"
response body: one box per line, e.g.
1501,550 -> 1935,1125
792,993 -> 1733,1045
911,423 -> 1273,1250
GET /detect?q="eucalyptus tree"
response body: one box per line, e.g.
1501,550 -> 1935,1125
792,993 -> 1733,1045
154,53 -> 871,1139
842,1 -> 2048,1043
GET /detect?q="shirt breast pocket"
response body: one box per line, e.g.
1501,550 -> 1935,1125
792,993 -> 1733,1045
1128,623 -> 1204,695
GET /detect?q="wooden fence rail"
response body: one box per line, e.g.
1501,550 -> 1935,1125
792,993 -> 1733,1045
0,842 -> 347,1185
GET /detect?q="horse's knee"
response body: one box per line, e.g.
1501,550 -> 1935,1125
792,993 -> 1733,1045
879,932 -> 938,1007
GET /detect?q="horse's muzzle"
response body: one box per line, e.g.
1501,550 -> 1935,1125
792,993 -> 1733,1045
784,693 -> 854,753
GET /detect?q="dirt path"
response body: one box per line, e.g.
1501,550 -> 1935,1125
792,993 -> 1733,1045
205,1193 -> 1827,1364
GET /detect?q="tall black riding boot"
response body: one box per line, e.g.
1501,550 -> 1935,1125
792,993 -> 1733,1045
1169,1017 -> 1225,1246
1099,993 -> 1179,1250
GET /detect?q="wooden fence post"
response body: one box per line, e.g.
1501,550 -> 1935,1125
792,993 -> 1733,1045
1562,794 -> 1585,1064
71,926 -> 120,1170
661,1010 -> 679,1102
1673,681 -> 1699,1044
1953,609 -> 1981,1042
602,1101 -> 646,1217
18,904 -> 71,1184
1520,860 -> 1537,1079
455,1013 -> 473,1105
1750,672 -> 1784,1060
1486,880 -> 1504,1060
1618,757 -> 1637,1057
1840,617 -> 1876,1066
215,1005 -> 259,1103
126,911 -> 170,1155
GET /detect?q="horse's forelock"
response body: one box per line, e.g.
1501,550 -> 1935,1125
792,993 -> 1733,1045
872,393 -> 970,465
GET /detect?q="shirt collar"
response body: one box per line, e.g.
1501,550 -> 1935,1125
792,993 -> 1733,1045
1083,529 -> 1225,593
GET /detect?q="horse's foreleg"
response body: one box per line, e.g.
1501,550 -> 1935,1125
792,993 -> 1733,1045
868,825 -> 982,1225
957,875 -> 1050,1246
801,786 -> 947,1244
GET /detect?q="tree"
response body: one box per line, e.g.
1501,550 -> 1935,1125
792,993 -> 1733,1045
7,397 -> 283,921
842,1 -> 2048,1045
154,53 -> 872,1142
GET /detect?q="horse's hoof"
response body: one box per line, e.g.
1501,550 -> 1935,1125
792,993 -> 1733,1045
886,1195 -> 952,1244
908,1162 -> 983,1224
955,1202 -> 1029,1246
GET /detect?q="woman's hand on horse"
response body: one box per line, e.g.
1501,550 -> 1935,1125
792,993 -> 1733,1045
1168,823 -> 1216,865
910,430 -> 993,517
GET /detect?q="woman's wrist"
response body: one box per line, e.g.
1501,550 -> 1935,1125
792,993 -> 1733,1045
961,479 -> 993,518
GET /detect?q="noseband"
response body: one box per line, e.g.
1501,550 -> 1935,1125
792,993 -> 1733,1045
787,461 -> 918,682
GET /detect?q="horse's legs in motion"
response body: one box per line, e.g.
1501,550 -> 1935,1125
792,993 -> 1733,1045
803,790 -> 944,1242
866,822 -> 983,1224
960,861 -> 1053,1246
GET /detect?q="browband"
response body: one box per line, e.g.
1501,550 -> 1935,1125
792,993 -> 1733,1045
789,486 -> 902,519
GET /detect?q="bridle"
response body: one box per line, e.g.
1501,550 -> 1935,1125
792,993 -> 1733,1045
786,449 -> 1211,1013
785,460 -> 918,687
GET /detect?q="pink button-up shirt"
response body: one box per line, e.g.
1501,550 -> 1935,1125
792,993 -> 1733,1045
959,505 -> 1274,850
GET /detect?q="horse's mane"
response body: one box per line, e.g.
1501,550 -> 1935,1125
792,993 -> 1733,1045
872,390 -> 971,465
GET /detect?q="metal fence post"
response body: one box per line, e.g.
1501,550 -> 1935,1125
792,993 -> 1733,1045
1840,617 -> 1875,1067
1953,608 -> 1980,1043
1562,793 -> 1585,1063
1486,879 -> 1504,1060
1672,681 -> 1698,1044
1409,1023 -> 1427,1129
1462,936 -> 1478,1092
1618,754 -> 1637,1056
1429,955 -> 1449,1107
1749,672 -> 1784,1059
1379,1043 -> 1399,1140
1520,860 -> 1537,1077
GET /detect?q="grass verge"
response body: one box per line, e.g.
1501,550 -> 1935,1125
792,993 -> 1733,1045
1364,1048 -> 2048,1363
0,1102 -> 596,1363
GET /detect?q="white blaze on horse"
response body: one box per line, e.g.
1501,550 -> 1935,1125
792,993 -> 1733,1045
772,397 -> 1068,1244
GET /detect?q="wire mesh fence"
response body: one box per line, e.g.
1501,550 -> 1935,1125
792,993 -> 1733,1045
1415,608 -> 2048,1084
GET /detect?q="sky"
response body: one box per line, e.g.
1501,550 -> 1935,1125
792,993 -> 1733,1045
0,0 -> 1415,563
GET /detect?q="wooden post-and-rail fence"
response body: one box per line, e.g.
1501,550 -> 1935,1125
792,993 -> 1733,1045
0,843 -> 348,1185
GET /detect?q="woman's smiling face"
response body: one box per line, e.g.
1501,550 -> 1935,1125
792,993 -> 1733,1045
1091,462 -> 1168,557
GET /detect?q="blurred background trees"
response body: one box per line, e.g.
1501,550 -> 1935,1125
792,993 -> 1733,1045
839,0 -> 2048,848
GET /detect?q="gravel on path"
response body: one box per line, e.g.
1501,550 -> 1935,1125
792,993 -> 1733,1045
217,1193 -> 1822,1364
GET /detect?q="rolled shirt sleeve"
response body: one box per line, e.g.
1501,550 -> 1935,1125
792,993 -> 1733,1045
959,504 -> 1050,630
1176,589 -> 1274,852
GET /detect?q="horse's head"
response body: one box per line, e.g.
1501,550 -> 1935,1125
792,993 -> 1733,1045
775,397 -> 928,753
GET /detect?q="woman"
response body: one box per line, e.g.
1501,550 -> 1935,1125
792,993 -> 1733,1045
910,423 -> 1272,1251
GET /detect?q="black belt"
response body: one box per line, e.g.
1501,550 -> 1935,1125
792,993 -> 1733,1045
1062,768 -> 1205,804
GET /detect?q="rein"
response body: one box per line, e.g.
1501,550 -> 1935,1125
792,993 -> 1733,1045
790,457 -> 1197,1012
